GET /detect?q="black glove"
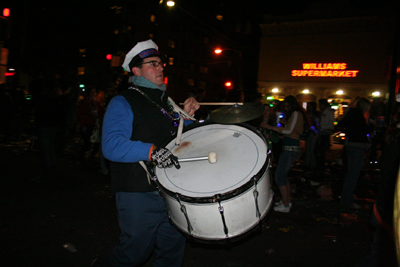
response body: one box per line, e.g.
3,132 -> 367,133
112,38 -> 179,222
150,147 -> 180,169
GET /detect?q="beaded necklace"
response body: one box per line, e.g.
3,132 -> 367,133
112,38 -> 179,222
129,86 -> 180,127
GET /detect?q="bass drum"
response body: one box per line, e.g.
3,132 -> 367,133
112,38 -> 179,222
154,122 -> 273,241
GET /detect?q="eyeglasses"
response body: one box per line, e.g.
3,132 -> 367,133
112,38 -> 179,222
140,60 -> 166,68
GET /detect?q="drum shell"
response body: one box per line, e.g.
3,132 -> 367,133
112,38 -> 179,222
159,168 -> 273,240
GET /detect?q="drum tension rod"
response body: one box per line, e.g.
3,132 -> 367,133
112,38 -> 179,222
176,194 -> 193,234
216,194 -> 229,237
252,176 -> 261,219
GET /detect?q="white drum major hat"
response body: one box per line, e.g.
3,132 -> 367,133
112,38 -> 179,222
122,39 -> 166,72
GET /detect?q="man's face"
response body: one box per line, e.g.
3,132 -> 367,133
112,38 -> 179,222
132,56 -> 165,87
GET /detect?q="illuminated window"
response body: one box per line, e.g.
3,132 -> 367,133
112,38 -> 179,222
168,39 -> 175,48
200,66 -> 208,74
216,14 -> 223,21
187,78 -> 195,86
150,14 -> 156,23
78,67 -> 85,75
168,57 -> 174,66
79,48 -> 86,57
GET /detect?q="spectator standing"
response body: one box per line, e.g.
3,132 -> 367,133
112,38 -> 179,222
77,87 -> 103,164
338,97 -> 373,209
261,95 -> 308,213
304,102 -> 320,173
355,100 -> 400,266
315,99 -> 335,177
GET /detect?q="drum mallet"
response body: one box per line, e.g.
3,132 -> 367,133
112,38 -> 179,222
178,152 -> 218,164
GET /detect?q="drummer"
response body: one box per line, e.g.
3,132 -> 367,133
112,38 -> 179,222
92,39 -> 199,267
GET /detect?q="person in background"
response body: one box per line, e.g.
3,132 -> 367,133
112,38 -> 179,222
261,95 -> 308,213
259,104 -> 279,158
92,39 -> 199,267
315,98 -> 335,178
304,102 -> 320,174
355,98 -> 400,267
338,97 -> 373,209
77,86 -> 103,164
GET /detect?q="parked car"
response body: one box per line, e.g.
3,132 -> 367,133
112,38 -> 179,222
332,131 -> 346,144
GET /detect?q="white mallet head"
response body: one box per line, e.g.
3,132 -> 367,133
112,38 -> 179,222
208,152 -> 217,164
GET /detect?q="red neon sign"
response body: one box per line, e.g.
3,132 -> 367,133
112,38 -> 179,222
292,63 -> 359,77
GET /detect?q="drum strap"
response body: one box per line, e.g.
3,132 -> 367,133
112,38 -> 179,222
139,161 -> 153,185
168,97 -> 195,146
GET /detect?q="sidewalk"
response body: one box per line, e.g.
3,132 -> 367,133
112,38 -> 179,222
0,138 -> 380,267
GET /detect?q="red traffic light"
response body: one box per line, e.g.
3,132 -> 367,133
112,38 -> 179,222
106,54 -> 112,60
3,8 -> 10,17
224,81 -> 232,88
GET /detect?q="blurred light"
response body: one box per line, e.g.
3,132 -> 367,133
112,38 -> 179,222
372,91 -> 380,97
336,90 -> 344,95
214,49 -> 222,54
106,54 -> 112,60
5,72 -> 15,76
79,84 -> 85,88
331,105 -> 339,109
167,1 -> 175,7
272,88 -> 279,93
302,89 -> 309,94
267,96 -> 273,100
225,81 -> 232,87
3,8 -> 10,17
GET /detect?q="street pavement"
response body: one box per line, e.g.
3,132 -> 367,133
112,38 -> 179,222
0,136 -> 382,267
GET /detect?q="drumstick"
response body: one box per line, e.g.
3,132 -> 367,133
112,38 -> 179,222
179,102 -> 243,106
178,152 -> 218,164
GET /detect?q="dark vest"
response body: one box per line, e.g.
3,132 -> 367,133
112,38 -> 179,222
109,86 -> 178,194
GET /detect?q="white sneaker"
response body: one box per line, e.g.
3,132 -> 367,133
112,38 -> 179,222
273,203 -> 291,213
274,200 -> 292,208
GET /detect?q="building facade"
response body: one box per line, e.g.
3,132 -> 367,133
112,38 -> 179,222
257,2 -> 399,117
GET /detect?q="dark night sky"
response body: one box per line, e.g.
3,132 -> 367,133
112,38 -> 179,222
2,0 -> 397,76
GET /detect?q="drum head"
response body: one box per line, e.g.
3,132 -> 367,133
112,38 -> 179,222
155,123 -> 268,198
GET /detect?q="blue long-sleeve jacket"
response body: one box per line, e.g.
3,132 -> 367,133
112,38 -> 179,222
102,95 -> 192,163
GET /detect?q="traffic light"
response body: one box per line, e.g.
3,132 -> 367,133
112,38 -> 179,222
224,81 -> 233,89
2,8 -> 10,17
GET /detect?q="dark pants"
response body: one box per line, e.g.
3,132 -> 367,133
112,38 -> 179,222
315,134 -> 331,176
341,145 -> 367,207
38,127 -> 58,171
93,191 -> 186,267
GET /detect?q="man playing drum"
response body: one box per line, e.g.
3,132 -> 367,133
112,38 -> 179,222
92,39 -> 199,267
